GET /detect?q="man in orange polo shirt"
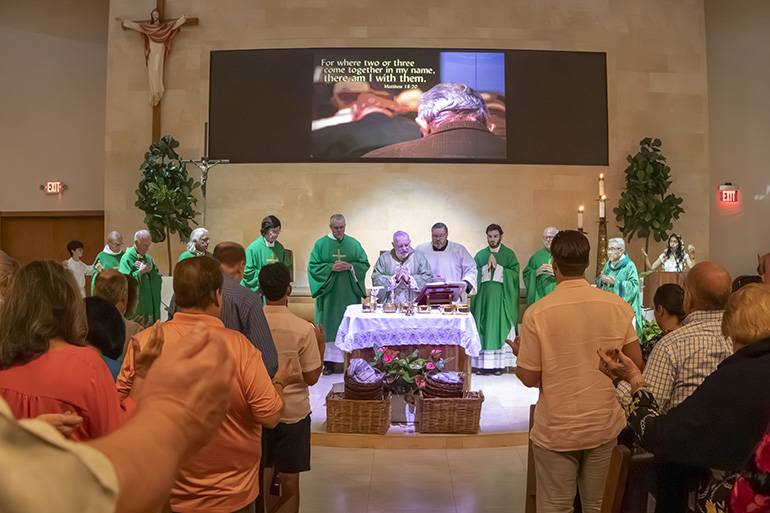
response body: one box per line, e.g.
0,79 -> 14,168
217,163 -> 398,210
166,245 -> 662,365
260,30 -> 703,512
508,231 -> 643,513
118,256 -> 300,513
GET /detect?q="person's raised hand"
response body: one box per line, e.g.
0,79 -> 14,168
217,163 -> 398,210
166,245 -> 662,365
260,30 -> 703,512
135,322 -> 235,452
488,254 -> 497,270
537,263 -> 553,276
504,336 -> 521,357
37,411 -> 83,438
133,320 -> 164,380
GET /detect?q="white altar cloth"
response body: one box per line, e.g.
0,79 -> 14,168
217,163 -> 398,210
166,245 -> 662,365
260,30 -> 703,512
335,304 -> 481,357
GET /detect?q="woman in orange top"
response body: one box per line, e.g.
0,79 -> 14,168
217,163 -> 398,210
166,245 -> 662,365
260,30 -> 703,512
0,260 -> 139,441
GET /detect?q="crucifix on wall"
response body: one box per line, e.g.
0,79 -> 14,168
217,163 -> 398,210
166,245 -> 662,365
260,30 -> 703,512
120,0 -> 198,141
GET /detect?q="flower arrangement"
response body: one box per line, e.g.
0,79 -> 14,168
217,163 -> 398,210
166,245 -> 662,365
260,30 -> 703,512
368,345 -> 451,395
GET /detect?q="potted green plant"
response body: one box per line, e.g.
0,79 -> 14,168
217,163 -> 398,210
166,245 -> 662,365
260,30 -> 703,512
613,138 -> 685,269
369,346 -> 451,423
134,135 -> 201,275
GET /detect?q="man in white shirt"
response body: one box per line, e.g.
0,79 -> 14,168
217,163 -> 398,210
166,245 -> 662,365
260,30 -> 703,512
416,222 -> 477,298
63,240 -> 93,298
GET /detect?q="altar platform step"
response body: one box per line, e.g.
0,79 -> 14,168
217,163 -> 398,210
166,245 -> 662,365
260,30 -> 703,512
308,373 -> 537,450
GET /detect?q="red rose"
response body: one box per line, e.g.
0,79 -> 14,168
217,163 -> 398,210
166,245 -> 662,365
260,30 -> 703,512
755,433 -> 770,474
731,478 -> 758,513
731,478 -> 770,513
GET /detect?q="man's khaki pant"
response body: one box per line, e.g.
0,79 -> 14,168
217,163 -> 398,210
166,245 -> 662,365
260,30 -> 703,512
532,439 -> 615,513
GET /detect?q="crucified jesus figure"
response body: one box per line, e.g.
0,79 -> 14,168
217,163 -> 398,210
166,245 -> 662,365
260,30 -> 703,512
121,8 -> 188,106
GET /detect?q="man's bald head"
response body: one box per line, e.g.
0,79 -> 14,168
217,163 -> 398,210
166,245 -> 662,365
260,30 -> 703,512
543,226 -> 558,251
684,262 -> 732,314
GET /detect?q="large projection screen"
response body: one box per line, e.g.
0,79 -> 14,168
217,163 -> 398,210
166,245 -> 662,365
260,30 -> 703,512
209,48 -> 608,165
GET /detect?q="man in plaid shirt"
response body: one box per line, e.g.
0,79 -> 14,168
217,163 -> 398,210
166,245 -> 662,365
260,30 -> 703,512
616,261 -> 732,413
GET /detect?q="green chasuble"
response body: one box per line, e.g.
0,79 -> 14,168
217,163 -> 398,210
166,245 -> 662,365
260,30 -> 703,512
118,246 -> 162,325
597,254 -> 643,341
471,244 -> 520,351
178,250 -> 212,262
242,236 -> 293,292
523,247 -> 556,307
91,249 -> 125,291
308,234 -> 370,342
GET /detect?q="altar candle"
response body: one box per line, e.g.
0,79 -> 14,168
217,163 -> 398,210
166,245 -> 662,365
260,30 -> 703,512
600,195 -> 606,218
578,205 -> 584,230
599,173 -> 605,197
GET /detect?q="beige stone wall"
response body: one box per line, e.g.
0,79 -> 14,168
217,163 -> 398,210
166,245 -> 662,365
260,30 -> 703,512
105,0 -> 710,284
705,0 -> 770,278
0,0 -> 108,212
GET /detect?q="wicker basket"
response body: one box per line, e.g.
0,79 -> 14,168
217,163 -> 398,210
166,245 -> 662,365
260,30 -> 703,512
325,391 -> 391,435
423,374 -> 464,398
417,390 -> 484,434
344,373 -> 384,400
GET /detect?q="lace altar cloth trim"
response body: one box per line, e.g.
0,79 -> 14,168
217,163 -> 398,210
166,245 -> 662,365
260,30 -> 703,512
334,304 -> 481,356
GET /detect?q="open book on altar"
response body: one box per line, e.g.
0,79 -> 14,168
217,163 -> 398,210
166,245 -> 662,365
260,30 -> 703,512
414,282 -> 466,305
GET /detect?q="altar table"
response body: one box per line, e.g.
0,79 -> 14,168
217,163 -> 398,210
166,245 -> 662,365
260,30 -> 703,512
335,304 -> 481,382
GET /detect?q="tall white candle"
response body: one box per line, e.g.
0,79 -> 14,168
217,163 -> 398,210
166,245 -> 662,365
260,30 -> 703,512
599,173 -> 605,197
578,206 -> 584,230
600,195 -> 606,218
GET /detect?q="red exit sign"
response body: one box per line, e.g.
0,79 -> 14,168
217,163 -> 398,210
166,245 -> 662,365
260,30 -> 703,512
43,181 -> 64,194
720,189 -> 738,203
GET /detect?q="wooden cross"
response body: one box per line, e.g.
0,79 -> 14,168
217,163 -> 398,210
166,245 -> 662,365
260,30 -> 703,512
120,0 -> 198,142
266,252 -> 280,264
332,249 -> 346,262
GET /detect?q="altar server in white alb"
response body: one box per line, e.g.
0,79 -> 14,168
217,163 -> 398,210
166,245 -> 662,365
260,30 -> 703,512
63,240 -> 93,298
416,222 -> 477,298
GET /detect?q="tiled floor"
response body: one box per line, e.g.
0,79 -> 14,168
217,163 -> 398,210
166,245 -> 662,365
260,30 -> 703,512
299,373 -> 536,512
300,445 -> 530,513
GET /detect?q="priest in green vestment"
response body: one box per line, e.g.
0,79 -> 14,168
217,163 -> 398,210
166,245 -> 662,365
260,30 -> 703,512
243,215 -> 293,292
471,224 -> 520,373
91,231 -> 125,291
372,231 -> 433,303
118,229 -> 162,325
598,237 -> 643,341
177,227 -> 212,261
523,226 -> 558,306
308,214 -> 370,370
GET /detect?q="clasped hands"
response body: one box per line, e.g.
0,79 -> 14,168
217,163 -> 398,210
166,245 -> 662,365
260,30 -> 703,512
536,263 -> 553,276
393,266 -> 411,284
488,254 -> 497,271
600,274 -> 616,285
596,348 -> 643,387
135,260 -> 151,274
332,261 -> 352,272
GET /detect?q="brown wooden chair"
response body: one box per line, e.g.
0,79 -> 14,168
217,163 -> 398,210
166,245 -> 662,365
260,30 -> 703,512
600,445 -> 656,513
525,403 -> 537,513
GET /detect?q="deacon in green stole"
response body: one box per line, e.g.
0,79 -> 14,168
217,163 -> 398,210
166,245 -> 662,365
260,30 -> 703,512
242,215 -> 293,292
598,237 -> 643,341
308,215 -> 370,366
118,230 -> 162,325
91,231 -> 125,291
523,227 -> 558,307
471,224 -> 520,373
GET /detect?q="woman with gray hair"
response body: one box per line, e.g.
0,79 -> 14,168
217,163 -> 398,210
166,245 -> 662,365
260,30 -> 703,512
597,237 -> 643,340
178,227 -> 211,261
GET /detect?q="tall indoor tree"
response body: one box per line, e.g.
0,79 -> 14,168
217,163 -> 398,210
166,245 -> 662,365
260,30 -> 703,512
135,135 -> 200,275
613,138 -> 685,269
